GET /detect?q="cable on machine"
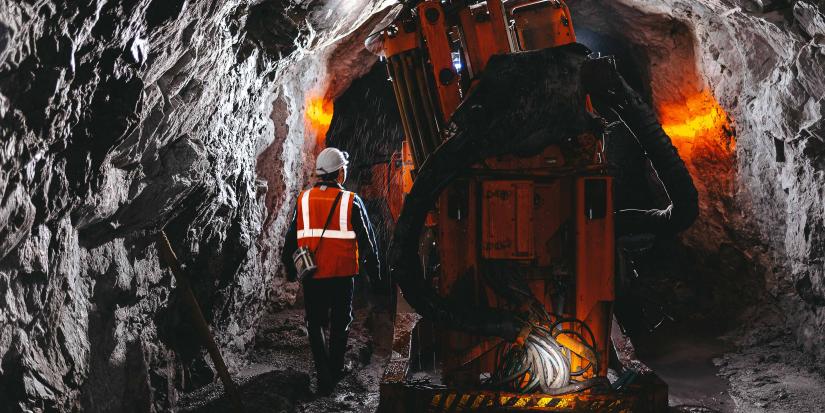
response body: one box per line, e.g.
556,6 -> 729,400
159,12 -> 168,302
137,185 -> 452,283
487,307 -> 607,394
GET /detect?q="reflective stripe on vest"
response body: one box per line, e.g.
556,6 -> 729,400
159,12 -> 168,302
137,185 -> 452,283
339,190 -> 352,235
297,189 -> 356,240
296,229 -> 356,239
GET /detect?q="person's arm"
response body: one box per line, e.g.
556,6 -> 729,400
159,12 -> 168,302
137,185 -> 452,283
351,194 -> 381,286
281,209 -> 299,281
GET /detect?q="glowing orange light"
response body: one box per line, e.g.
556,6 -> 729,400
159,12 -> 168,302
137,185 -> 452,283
306,97 -> 333,145
657,91 -> 734,158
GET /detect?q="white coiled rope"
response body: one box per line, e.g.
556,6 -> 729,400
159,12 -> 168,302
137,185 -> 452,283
489,315 -> 603,394
526,333 -> 571,391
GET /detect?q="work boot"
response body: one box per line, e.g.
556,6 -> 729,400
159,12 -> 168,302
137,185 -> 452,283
316,373 -> 335,396
307,325 -> 335,394
328,329 -> 350,381
333,361 -> 353,382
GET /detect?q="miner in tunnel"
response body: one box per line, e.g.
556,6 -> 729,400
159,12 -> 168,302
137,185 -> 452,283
281,147 -> 383,393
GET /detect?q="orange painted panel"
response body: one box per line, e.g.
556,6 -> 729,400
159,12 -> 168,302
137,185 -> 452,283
457,8 -> 482,76
515,183 -> 533,256
481,181 -> 534,259
486,0 -> 513,53
510,1 -> 576,51
459,2 -> 511,76
437,182 -> 477,296
574,176 -> 614,377
473,20 -> 501,72
533,179 -> 572,267
383,27 -> 419,57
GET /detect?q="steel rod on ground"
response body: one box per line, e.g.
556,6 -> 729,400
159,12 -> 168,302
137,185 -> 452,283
156,230 -> 245,412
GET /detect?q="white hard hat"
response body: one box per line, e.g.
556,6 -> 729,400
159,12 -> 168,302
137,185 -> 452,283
315,147 -> 349,175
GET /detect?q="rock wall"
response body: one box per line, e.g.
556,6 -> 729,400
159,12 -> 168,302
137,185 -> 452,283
0,0 -> 395,409
0,0 -> 285,410
569,0 -> 825,361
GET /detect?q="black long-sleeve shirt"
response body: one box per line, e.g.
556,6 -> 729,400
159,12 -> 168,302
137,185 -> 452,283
281,181 -> 381,284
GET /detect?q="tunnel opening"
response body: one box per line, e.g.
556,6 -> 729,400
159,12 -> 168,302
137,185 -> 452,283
310,3 -> 796,412
4,0 -> 825,412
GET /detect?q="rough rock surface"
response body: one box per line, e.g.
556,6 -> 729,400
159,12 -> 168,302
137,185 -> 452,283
0,0 -> 389,410
0,0 -> 279,410
713,305 -> 825,412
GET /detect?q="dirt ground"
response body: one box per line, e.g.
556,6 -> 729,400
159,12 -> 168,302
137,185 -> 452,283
634,302 -> 825,413
178,306 -> 389,413
712,305 -> 825,413
179,301 -> 825,413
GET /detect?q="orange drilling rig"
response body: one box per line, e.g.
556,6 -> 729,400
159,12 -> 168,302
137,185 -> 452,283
366,1 -> 698,411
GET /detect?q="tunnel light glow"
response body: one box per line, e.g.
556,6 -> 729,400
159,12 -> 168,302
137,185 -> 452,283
306,97 -> 333,145
657,91 -> 734,158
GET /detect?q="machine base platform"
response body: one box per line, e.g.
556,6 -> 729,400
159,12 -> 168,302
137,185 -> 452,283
379,312 -> 668,413
378,376 -> 667,413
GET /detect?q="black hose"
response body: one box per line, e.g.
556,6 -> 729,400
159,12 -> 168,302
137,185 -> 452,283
613,87 -> 699,235
543,377 -> 611,396
582,56 -> 699,236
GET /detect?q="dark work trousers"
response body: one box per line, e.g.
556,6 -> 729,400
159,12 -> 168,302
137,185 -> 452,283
303,276 -> 355,388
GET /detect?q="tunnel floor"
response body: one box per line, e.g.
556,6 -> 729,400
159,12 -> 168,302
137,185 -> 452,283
178,306 -> 390,412
178,303 -> 825,413
634,320 -> 736,412
636,302 -> 825,413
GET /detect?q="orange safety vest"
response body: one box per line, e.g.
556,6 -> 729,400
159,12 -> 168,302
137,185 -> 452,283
296,186 -> 359,278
